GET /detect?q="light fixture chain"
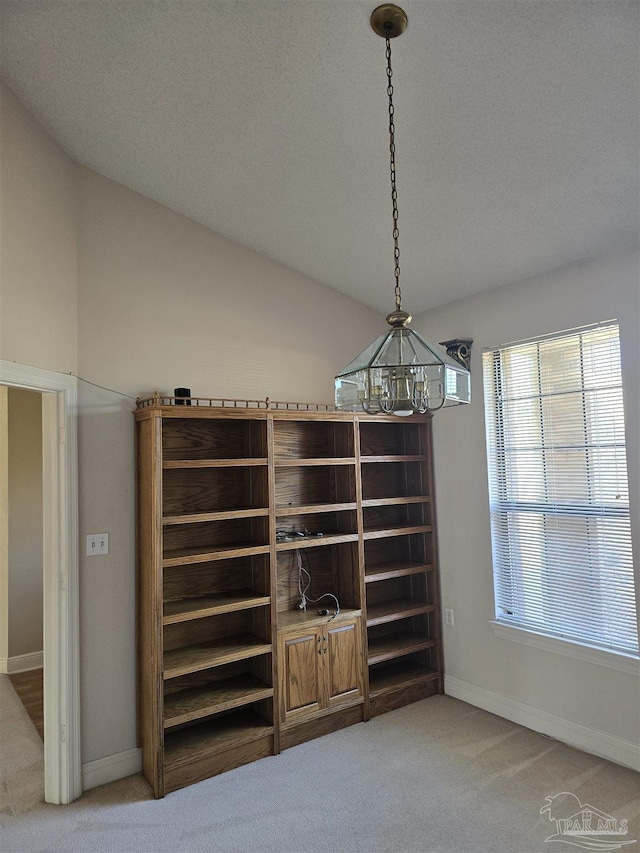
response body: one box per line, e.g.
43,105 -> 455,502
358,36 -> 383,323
385,32 -> 402,312
335,6 -> 471,415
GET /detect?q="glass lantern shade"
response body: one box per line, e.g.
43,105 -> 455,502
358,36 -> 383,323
335,326 -> 471,414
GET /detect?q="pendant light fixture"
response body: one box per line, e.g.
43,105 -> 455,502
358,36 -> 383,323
335,4 -> 471,415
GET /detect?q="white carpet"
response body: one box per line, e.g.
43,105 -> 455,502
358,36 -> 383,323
1,675 -> 638,852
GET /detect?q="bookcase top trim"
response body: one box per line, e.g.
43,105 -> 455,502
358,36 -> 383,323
135,398 -> 431,423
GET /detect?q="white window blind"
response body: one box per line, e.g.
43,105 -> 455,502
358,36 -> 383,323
483,322 -> 638,657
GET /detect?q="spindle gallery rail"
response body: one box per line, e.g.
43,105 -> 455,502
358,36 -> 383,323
136,393 -> 335,411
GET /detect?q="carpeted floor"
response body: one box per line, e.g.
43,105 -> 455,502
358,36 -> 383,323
0,674 -> 45,821
1,673 -> 638,852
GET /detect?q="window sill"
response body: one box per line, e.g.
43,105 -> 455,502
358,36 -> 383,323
490,621 -> 640,676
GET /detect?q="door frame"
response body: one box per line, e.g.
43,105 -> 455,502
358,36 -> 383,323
0,360 -> 80,804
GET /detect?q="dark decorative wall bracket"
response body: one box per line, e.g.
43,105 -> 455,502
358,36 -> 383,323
439,339 -> 473,371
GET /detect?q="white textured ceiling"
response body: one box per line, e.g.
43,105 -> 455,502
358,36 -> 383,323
1,1 -> 638,313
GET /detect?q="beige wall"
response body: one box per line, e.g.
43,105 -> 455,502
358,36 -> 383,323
413,250 -> 640,748
0,83 -> 78,374
7,387 -> 43,658
0,387 -> 7,667
76,167 -> 380,402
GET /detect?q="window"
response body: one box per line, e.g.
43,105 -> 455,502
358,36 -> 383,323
483,322 -> 638,658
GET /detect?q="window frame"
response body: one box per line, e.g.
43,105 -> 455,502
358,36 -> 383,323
483,321 -> 639,670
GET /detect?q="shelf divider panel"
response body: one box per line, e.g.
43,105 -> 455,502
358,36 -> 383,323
367,632 -> 436,666
366,599 -> 435,627
363,524 -> 431,541
163,592 -> 271,624
163,543 -> 270,567
365,561 -> 432,583
163,458 -> 268,469
369,660 -> 439,698
163,508 -> 268,525
164,635 -> 272,679
164,709 -> 273,767
164,675 -> 273,728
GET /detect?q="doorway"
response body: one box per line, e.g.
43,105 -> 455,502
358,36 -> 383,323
0,360 -> 80,804
3,386 -> 45,746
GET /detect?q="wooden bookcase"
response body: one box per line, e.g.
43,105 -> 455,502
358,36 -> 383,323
135,401 -> 442,797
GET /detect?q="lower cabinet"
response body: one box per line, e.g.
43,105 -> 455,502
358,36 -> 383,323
278,614 -> 363,726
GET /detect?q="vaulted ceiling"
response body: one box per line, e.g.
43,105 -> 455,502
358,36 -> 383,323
1,1 -> 638,313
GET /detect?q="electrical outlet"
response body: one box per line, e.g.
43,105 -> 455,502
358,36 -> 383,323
445,608 -> 455,626
86,533 -> 109,556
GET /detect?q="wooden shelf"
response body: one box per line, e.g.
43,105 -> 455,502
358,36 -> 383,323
163,592 -> 271,625
363,524 -> 432,541
163,635 -> 272,679
163,458 -> 268,469
277,608 -> 362,632
163,508 -> 268,525
360,455 -> 428,463
164,675 -> 273,728
366,599 -> 435,627
361,496 -> 429,508
369,660 -> 440,698
367,631 -> 436,666
163,543 -> 269,567
275,502 -> 356,516
276,532 -> 358,551
164,709 -> 273,767
274,457 -> 356,467
365,561 -> 432,583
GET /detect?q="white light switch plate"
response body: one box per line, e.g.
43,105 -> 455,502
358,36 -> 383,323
86,533 -> 109,556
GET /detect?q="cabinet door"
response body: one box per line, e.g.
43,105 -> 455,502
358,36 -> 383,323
278,630 -> 322,723
324,618 -> 363,709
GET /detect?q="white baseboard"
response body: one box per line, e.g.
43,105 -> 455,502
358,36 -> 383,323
445,675 -> 640,773
2,651 -> 44,674
82,747 -> 142,791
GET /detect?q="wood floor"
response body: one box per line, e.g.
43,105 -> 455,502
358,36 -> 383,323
9,668 -> 44,740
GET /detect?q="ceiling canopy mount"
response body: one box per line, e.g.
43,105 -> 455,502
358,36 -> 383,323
370,4 -> 408,39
